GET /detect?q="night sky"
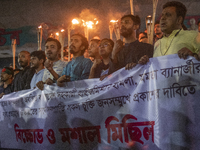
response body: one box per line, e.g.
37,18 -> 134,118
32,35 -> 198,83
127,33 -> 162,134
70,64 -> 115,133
1,0 -> 199,38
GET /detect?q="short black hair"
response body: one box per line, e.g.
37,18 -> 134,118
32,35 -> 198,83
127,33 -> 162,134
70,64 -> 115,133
30,51 -> 46,64
2,67 -> 14,77
163,1 -> 187,24
155,20 -> 160,25
45,38 -> 61,50
100,38 -> 114,49
121,14 -> 141,28
198,20 -> 200,25
71,33 -> 89,55
90,39 -> 100,44
20,51 -> 30,57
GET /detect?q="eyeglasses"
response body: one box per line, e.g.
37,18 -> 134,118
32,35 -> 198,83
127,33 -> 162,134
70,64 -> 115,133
99,43 -> 111,48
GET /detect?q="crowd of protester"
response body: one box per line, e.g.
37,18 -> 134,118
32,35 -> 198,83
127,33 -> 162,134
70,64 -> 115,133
0,1 -> 200,99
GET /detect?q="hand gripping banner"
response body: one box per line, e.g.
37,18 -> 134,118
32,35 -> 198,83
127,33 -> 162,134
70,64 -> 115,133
0,54 -> 200,150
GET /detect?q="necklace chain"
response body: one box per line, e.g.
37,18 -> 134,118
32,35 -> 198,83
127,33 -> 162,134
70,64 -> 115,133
160,29 -> 181,56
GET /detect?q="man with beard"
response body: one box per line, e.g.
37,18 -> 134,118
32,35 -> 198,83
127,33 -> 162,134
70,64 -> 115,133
154,1 -> 200,59
30,51 -> 46,89
108,15 -> 154,74
11,51 -> 35,92
0,67 -> 14,98
36,38 -> 67,90
57,33 -> 93,87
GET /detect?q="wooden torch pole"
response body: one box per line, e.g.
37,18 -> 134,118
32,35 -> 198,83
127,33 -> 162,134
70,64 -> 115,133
12,39 -> 16,70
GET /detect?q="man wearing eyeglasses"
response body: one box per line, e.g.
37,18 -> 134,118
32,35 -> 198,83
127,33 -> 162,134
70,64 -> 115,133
89,38 -> 114,80
108,14 -> 154,74
57,33 -> 93,87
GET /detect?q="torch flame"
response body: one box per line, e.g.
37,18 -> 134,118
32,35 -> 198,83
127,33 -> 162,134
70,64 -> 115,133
86,21 -> 94,29
72,19 -> 79,24
82,19 -> 98,29
38,25 -> 42,29
110,20 -> 118,23
61,29 -> 65,32
82,20 -> 86,27
56,32 -> 59,36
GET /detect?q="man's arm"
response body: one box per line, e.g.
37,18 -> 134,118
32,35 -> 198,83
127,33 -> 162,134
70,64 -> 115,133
108,40 -> 124,74
44,59 -> 60,80
89,59 -> 101,79
111,40 -> 123,63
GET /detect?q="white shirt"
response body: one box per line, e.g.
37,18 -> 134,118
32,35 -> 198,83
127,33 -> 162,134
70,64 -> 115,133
42,60 -> 67,82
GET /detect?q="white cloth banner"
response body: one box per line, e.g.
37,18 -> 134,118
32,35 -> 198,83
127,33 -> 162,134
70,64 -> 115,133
0,54 -> 200,150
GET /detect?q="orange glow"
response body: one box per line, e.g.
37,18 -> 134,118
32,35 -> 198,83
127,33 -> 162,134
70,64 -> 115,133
82,20 -> 86,27
86,21 -> 94,29
38,25 -> 42,29
61,29 -> 65,32
56,32 -> 59,36
72,19 -> 79,24
82,19 -> 98,29
110,20 -> 118,23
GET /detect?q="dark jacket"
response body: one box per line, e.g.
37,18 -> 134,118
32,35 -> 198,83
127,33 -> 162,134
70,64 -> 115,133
11,66 -> 35,92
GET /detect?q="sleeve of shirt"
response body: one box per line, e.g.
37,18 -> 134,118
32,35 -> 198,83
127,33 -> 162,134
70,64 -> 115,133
80,60 -> 93,79
108,57 -> 121,75
108,49 -> 124,75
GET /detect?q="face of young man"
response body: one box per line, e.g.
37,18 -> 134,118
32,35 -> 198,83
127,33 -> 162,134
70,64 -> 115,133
99,40 -> 112,58
18,52 -> 30,68
160,6 -> 181,35
30,56 -> 42,69
69,35 -> 84,55
88,41 -> 99,58
0,72 -> 11,82
45,41 -> 60,61
120,17 -> 135,38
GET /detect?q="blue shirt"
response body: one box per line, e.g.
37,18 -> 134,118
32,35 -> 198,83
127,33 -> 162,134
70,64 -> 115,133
61,56 -> 93,81
30,69 -> 45,89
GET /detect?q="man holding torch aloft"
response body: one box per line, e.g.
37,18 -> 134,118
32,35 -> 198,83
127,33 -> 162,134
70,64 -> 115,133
108,14 -> 154,74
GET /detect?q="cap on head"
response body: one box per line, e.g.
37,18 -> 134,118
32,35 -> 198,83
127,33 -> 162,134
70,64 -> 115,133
1,67 -> 14,77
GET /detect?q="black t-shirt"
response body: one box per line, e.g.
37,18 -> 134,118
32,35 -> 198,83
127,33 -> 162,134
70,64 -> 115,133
109,40 -> 154,74
94,60 -> 109,78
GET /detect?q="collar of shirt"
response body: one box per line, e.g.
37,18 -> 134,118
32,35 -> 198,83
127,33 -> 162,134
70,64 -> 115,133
124,40 -> 139,47
35,68 -> 44,75
53,60 -> 62,66
71,56 -> 84,64
163,29 -> 182,38
23,65 -> 30,71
